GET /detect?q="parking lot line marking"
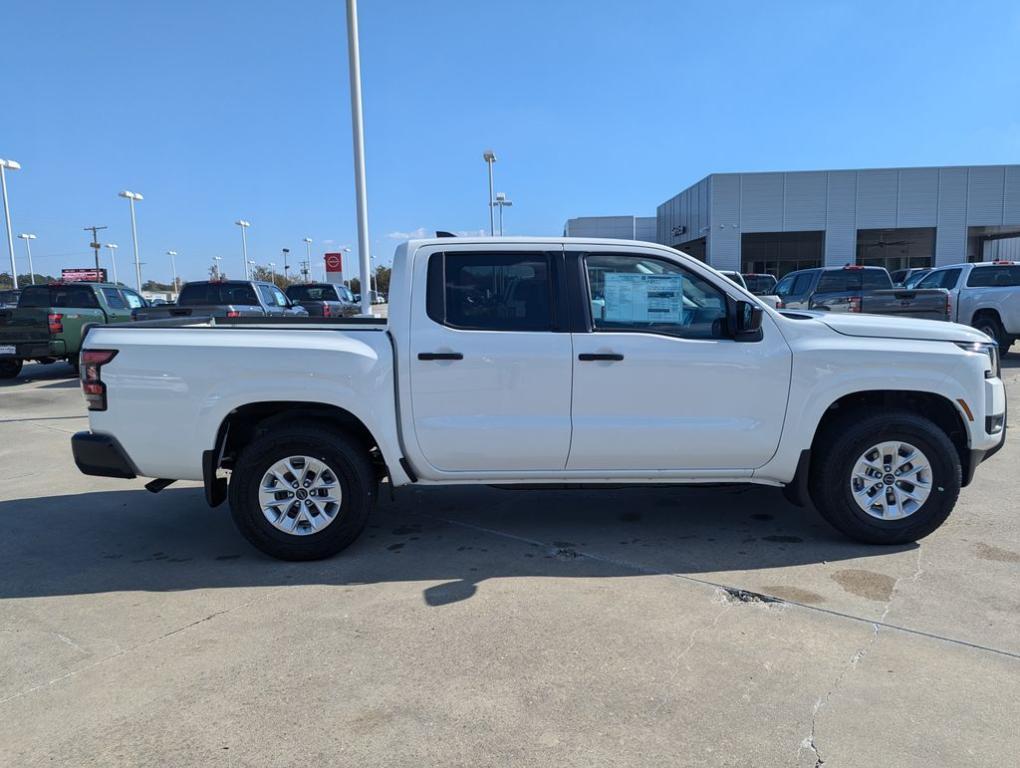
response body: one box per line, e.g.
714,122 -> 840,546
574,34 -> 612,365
415,511 -> 1020,663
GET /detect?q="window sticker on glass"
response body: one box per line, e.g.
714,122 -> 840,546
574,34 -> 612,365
602,273 -> 684,323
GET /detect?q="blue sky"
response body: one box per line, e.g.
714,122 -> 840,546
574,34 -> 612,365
2,0 -> 1019,284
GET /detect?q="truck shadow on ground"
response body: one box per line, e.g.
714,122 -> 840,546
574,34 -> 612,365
0,483 -> 913,605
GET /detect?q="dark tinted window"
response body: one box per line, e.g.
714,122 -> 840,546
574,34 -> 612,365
775,272 -> 815,297
917,268 -> 962,290
862,269 -> 892,290
101,287 -> 127,309
427,252 -> 554,331
18,285 -> 99,308
178,282 -> 259,306
287,284 -> 337,301
817,270 -> 862,293
743,274 -> 776,294
966,265 -> 1020,288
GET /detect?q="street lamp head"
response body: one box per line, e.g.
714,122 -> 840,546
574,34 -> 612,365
483,150 -> 496,163
118,190 -> 143,201
342,247 -> 351,253
18,233 -> 36,240
303,237 -> 312,244
0,158 -> 21,170
166,250 -> 177,256
235,219 -> 250,228
105,243 -> 118,250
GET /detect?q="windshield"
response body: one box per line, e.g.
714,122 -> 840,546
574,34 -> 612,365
903,269 -> 931,288
743,274 -> 776,294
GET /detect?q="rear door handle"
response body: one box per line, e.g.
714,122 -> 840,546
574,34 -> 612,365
418,352 -> 463,361
578,353 -> 624,361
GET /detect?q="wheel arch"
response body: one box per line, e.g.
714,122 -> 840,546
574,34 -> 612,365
214,401 -> 391,484
809,389 -> 972,485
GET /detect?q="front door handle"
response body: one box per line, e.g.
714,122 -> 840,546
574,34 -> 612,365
578,353 -> 624,362
418,352 -> 464,361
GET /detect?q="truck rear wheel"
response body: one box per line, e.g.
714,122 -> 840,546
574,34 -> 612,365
808,411 -> 961,545
0,359 -> 23,379
228,425 -> 376,560
973,314 -> 1009,351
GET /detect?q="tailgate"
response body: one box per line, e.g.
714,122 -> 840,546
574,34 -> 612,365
865,289 -> 950,320
0,308 -> 51,344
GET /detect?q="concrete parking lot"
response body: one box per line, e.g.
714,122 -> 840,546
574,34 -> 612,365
2,358 -> 1019,767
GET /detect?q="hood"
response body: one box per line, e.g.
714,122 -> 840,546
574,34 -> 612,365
792,311 -> 991,344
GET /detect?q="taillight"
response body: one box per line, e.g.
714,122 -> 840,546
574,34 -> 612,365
848,296 -> 862,313
81,349 -> 118,411
322,304 -> 332,317
775,298 -> 785,309
946,292 -> 952,318
48,313 -> 63,333
226,310 -> 240,318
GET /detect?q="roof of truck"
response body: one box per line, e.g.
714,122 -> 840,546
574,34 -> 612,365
404,236 -> 671,249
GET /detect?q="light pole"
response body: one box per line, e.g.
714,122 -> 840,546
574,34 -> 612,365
118,190 -> 144,290
247,258 -> 257,279
282,247 -> 290,284
235,220 -> 251,278
342,246 -> 351,287
212,255 -> 223,280
493,192 -> 513,236
104,243 -> 119,284
0,158 -> 22,289
483,150 -> 496,236
345,0 -> 373,316
166,250 -> 178,293
17,233 -> 36,284
303,237 -> 312,282
268,261 -> 276,285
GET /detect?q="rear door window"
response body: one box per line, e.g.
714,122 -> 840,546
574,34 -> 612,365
917,268 -> 962,290
862,270 -> 892,290
966,265 -> 1020,288
101,288 -> 127,309
426,251 -> 555,331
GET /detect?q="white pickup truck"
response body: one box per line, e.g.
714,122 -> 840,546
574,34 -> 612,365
914,260 -> 1020,350
72,237 -> 1007,560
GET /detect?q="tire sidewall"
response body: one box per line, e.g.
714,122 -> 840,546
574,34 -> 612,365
0,358 -> 23,378
229,429 -> 374,560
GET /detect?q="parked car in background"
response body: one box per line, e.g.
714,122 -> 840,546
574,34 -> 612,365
890,267 -> 931,287
914,261 -> 1020,350
0,282 -> 146,378
720,270 -> 782,309
72,236 -> 1006,560
742,273 -> 778,296
132,280 -> 308,321
285,283 -> 358,318
0,289 -> 20,309
775,265 -> 950,320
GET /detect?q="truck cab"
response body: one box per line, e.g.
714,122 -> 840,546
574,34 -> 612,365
915,261 -> 1020,350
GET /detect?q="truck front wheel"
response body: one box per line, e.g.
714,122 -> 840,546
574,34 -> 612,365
809,411 -> 961,545
228,425 -> 376,560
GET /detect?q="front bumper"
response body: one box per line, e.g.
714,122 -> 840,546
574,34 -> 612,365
71,431 -> 137,479
963,396 -> 1007,486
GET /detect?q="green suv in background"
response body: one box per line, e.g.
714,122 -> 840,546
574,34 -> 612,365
0,282 -> 147,379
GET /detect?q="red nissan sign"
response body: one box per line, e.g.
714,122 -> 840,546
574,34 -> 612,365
324,253 -> 343,273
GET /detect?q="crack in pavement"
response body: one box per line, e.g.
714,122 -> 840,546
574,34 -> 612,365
0,590 -> 281,708
415,512 -> 1020,662
798,540 -> 926,766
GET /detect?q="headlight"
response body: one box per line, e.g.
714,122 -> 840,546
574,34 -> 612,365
955,341 -> 1000,378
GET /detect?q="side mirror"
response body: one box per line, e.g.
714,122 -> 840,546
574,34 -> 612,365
732,300 -> 763,341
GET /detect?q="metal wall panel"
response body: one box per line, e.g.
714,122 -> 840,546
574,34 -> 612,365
1004,166 -> 1020,225
967,165 -> 1005,225
897,167 -> 939,227
856,169 -> 898,228
783,172 -> 827,230
708,174 -> 741,270
738,173 -> 783,232
824,171 -> 856,265
936,167 -> 968,265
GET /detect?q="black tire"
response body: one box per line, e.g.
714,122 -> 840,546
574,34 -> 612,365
809,410 -> 961,545
0,358 -> 23,379
228,424 -> 376,560
972,314 -> 1009,351
67,356 -> 80,377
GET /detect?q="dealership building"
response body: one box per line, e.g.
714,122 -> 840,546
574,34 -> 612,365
566,164 -> 1020,277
